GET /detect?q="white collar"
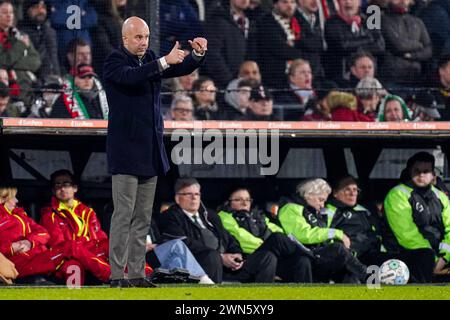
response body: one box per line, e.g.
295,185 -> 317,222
182,209 -> 199,219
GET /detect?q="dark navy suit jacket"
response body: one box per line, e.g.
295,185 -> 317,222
103,46 -> 204,176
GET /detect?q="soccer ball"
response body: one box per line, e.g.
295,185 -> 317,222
379,259 -> 410,285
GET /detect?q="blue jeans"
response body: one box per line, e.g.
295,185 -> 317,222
154,239 -> 206,277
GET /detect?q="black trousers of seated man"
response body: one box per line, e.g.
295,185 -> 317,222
253,233 -> 313,283
194,247 -> 277,284
359,248 -> 435,283
311,243 -> 368,283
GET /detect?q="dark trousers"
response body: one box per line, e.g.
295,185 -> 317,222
195,248 -> 277,284
258,233 -> 313,283
312,243 -> 367,283
359,248 -> 435,283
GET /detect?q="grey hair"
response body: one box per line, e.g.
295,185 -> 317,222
297,178 -> 332,200
174,177 -> 201,194
170,95 -> 193,110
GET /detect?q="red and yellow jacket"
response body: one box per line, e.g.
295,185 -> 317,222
40,197 -> 108,249
0,203 -> 50,258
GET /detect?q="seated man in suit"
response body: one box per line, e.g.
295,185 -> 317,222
158,178 -> 278,283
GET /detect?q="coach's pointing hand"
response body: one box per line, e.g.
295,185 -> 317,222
165,41 -> 185,65
189,37 -> 208,55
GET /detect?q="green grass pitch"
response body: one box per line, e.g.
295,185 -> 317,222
1,284 -> 450,300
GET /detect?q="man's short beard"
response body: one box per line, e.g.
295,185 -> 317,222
32,14 -> 47,23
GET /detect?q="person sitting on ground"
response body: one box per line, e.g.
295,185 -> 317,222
158,178 -> 279,284
277,178 -> 368,283
218,187 -> 313,283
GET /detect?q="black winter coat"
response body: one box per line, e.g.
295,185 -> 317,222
380,11 -> 432,84
326,198 -> 381,258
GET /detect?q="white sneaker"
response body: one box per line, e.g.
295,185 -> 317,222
199,275 -> 215,285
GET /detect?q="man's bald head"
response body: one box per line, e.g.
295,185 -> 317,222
122,16 -> 150,58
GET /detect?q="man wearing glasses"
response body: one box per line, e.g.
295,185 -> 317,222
158,178 -> 278,283
218,188 -> 313,283
40,170 -> 114,285
169,95 -> 195,121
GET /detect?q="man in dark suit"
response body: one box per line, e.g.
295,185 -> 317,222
295,0 -> 326,79
255,0 -> 303,89
158,178 -> 278,283
103,16 -> 207,288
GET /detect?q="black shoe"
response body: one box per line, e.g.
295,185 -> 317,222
34,276 -> 56,286
128,277 -> 158,288
110,279 -> 131,288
